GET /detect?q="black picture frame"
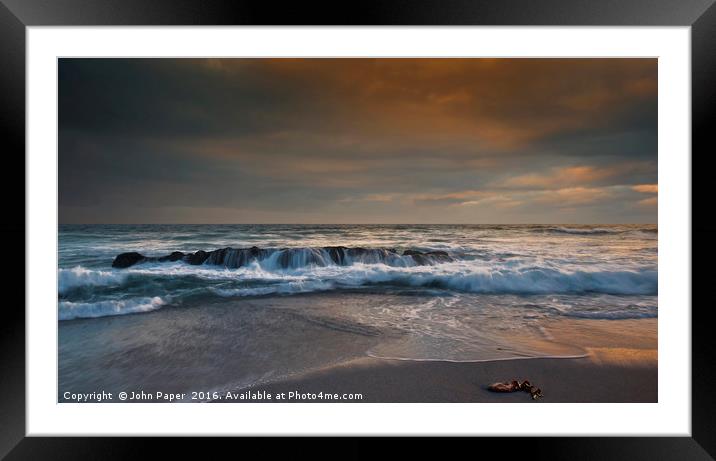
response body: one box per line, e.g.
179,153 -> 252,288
2,0 -> 714,458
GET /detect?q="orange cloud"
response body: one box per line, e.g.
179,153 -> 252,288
459,196 -> 524,209
637,197 -> 659,208
632,184 -> 658,193
413,185 -> 615,209
500,165 -> 628,189
413,190 -> 487,206
339,194 -> 396,203
197,58 -> 657,150
532,187 -> 614,206
637,197 -> 658,207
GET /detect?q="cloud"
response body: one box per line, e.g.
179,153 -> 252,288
500,166 -> 616,189
637,197 -> 658,208
459,196 -> 524,209
632,184 -> 658,193
498,163 -> 656,190
531,187 -> 615,207
412,185 -> 616,210
58,58 -> 657,224
60,58 -> 656,149
339,194 -> 397,203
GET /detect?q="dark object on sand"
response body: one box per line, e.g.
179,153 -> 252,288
488,380 -> 543,400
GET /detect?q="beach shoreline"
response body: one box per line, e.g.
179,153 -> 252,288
221,318 -> 657,403
218,355 -> 657,403
58,291 -> 657,403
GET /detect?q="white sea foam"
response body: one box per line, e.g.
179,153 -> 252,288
58,266 -> 127,294
209,280 -> 335,298
239,261 -> 653,295
58,258 -> 657,298
58,224 -> 658,321
59,296 -> 166,320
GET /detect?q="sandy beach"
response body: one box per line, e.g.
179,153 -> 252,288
225,318 -> 657,403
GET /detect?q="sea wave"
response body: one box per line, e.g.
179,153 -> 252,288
544,227 -> 622,235
370,265 -> 658,296
63,261 -> 656,296
59,266 -> 127,294
59,296 -> 166,320
560,310 -> 657,320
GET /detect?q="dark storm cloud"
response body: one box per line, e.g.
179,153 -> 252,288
59,58 -> 657,224
59,59 -> 312,138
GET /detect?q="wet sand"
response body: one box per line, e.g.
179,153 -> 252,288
226,318 -> 657,403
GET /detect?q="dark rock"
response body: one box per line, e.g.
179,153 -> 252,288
346,247 -> 369,258
185,250 -> 209,265
403,249 -> 452,265
277,248 -> 326,268
324,246 -> 348,265
403,249 -> 429,265
203,246 -> 271,268
158,251 -> 185,262
426,250 -> 452,263
112,252 -> 146,268
112,246 -> 452,269
205,248 -> 230,265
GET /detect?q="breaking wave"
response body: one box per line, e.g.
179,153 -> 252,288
59,239 -> 658,319
60,260 -> 658,298
59,266 -> 127,294
59,296 -> 166,320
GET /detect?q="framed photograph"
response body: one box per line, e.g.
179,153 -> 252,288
4,0 -> 714,457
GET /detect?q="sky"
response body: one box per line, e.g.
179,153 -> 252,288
59,58 -> 657,224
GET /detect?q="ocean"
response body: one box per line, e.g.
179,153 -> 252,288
58,224 -> 657,399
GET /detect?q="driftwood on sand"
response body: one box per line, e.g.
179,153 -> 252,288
487,380 -> 543,400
